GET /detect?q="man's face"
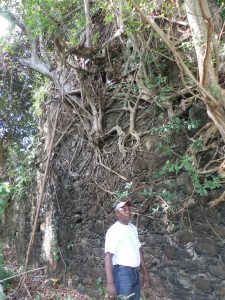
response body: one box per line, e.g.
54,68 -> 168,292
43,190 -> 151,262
116,204 -> 131,225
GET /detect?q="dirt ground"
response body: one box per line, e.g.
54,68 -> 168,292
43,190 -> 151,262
3,246 -> 91,300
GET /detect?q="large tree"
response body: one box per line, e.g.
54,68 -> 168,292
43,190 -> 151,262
1,0 -> 224,140
1,0 -> 225,270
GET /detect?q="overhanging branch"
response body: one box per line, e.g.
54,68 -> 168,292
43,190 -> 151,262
18,58 -> 52,78
0,10 -> 26,33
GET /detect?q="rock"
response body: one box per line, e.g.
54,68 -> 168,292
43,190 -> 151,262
139,216 -> 150,229
208,264 -> 225,278
75,206 -> 82,214
195,277 -> 212,293
176,230 -> 195,243
180,258 -> 205,272
164,246 -> 180,260
192,224 -> 211,233
195,240 -> 218,257
176,271 -> 192,290
88,220 -> 93,229
167,271 -> 192,290
167,272 -> 177,287
74,214 -> 83,223
190,207 -> 204,220
210,225 -> 225,238
173,290 -> 193,300
94,220 -> 105,235
213,280 -> 225,297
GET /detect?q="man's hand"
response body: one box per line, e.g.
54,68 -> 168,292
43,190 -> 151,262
106,282 -> 116,299
140,250 -> 151,289
105,253 -> 116,299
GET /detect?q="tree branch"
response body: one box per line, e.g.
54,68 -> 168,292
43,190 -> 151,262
199,0 -> 215,88
84,0 -> 91,47
18,57 -> 52,78
0,10 -> 26,33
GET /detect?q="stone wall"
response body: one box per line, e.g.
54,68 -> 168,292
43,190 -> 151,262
40,138 -> 225,300
2,172 -> 225,300
2,96 -> 225,300
29,100 -> 225,300
140,191 -> 225,300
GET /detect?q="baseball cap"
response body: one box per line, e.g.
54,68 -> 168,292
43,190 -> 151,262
114,200 -> 131,211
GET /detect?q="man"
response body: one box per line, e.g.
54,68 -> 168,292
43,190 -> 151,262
105,199 -> 150,300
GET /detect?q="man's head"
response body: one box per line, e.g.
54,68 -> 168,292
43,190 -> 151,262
114,199 -> 132,225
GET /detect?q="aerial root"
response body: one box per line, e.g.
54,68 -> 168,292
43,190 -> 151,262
208,191 -> 225,207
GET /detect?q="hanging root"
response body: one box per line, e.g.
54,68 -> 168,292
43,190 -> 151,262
208,191 -> 225,207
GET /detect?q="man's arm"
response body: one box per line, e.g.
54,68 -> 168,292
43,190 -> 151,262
105,252 -> 116,299
140,250 -> 150,288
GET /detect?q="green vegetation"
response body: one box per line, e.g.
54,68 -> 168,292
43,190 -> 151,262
0,139 -> 38,222
94,277 -> 106,299
0,61 -> 37,146
0,245 -> 13,292
0,182 -> 10,220
151,117 -> 223,196
23,0 -> 83,37
155,155 -> 222,196
150,117 -> 200,135
215,0 -> 225,18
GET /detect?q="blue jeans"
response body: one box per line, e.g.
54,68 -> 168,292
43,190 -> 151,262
113,265 -> 140,300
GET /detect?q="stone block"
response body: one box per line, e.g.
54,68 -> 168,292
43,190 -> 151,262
167,271 -> 192,290
73,214 -> 83,223
210,225 -> 225,238
180,258 -> 206,273
213,280 -> 225,297
94,220 -> 105,235
164,245 -> 180,260
189,207 -> 203,220
208,264 -> 225,278
139,215 -> 150,229
192,224 -> 211,233
176,271 -> 192,290
195,277 -> 212,293
194,240 -> 218,257
193,295 -> 214,300
176,230 -> 195,244
173,290 -> 193,300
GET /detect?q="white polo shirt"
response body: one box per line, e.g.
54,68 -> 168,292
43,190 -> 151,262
105,221 -> 141,267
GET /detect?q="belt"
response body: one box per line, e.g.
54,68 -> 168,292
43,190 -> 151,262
113,264 -> 140,271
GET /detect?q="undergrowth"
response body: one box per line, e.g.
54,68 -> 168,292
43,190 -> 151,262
0,245 -> 13,294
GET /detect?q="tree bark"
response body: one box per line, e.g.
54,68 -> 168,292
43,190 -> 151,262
84,0 -> 91,47
18,58 -> 52,78
185,0 -> 225,141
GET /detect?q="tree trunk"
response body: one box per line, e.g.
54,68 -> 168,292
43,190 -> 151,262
185,0 -> 225,141
84,0 -> 91,47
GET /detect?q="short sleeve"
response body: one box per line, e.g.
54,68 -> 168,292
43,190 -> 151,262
105,227 -> 119,254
